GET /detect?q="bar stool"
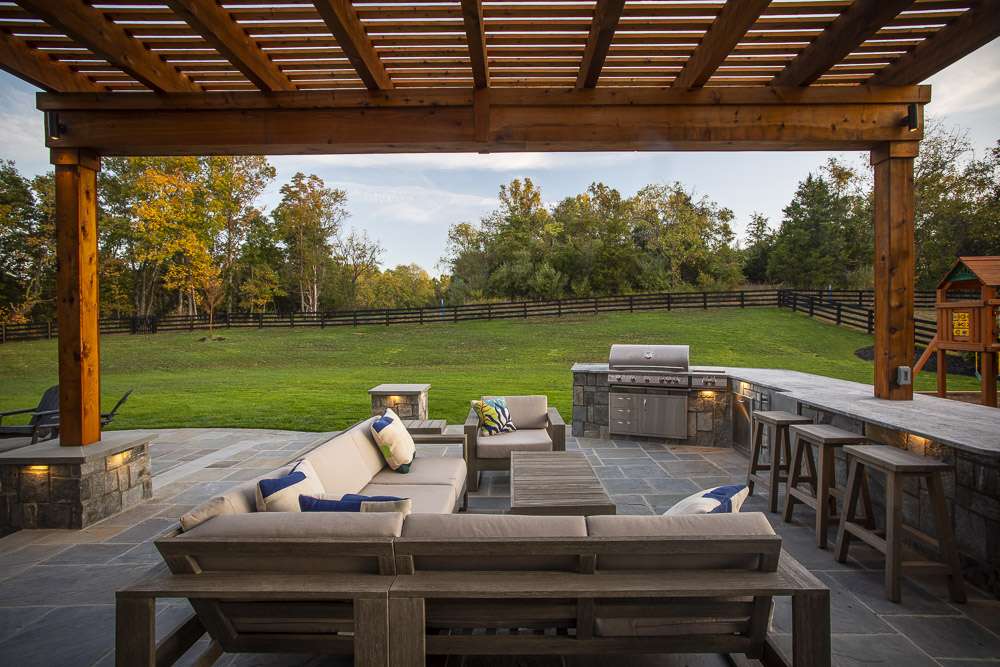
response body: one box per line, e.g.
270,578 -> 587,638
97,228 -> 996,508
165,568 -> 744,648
835,445 -> 966,603
747,410 -> 812,512
783,424 -> 872,548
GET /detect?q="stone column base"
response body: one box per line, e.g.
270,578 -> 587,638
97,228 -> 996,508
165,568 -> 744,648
0,432 -> 153,531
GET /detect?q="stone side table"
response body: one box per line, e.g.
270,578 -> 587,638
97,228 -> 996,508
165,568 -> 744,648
369,384 -> 430,420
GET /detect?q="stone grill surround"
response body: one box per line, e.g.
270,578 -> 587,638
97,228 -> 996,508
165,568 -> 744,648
571,365 -> 732,447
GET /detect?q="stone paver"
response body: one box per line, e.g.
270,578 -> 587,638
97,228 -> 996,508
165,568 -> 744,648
0,428 -> 997,667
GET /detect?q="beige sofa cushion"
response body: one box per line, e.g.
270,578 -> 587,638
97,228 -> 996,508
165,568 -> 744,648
370,456 -> 466,499
586,512 -> 777,570
403,513 -> 586,538
477,428 -> 552,458
304,418 -> 384,496
175,512 -> 403,574
401,513 -> 586,571
484,395 -> 547,429
360,483 -> 457,514
179,475 -> 275,532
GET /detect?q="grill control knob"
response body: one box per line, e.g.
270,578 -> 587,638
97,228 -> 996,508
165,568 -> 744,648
644,377 -> 650,383
629,376 -> 636,384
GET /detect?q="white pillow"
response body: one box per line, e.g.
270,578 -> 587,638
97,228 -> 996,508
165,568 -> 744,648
663,484 -> 750,516
370,408 -> 416,471
255,459 -> 325,512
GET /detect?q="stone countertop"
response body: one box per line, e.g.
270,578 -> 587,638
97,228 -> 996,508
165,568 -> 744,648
570,362 -> 1000,458
368,383 -> 431,395
726,368 -> 1000,459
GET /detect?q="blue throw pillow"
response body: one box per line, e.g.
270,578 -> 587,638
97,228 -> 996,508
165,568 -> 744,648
255,460 -> 325,512
299,493 -> 404,512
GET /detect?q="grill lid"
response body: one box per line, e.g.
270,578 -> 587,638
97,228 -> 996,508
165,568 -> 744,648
609,344 -> 690,373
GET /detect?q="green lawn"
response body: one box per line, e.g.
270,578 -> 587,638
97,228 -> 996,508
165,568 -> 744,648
0,308 -> 976,432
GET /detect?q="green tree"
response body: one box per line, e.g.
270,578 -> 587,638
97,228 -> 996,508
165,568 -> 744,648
742,213 -> 773,284
273,173 -> 347,312
0,160 -> 54,323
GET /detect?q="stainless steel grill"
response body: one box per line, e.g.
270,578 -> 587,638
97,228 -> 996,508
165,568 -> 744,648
607,344 -> 726,439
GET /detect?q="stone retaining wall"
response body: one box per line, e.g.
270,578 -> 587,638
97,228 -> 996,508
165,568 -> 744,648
0,442 -> 152,531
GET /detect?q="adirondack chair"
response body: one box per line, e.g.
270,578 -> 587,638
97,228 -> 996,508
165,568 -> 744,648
0,385 -> 60,442
0,387 -> 134,444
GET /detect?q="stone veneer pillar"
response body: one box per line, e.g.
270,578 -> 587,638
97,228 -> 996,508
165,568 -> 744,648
0,432 -> 153,532
369,383 -> 430,420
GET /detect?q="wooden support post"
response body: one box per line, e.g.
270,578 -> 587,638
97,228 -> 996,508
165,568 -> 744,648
53,148 -> 101,446
981,285 -> 998,407
872,142 -> 918,400
115,596 -> 155,667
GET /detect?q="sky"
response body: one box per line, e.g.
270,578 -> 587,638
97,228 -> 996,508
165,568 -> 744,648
1,40 -> 998,275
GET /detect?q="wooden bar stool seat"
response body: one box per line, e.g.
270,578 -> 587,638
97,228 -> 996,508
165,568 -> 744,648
747,410 -> 813,513
835,445 -> 966,603
783,424 -> 871,549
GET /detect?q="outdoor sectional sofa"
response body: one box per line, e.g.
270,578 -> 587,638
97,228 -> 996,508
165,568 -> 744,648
118,418 -> 830,667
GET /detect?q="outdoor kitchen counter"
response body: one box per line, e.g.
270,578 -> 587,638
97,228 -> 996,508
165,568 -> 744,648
727,368 -> 1000,459
571,364 -> 1000,458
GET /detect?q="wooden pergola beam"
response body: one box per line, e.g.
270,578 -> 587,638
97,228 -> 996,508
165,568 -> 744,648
672,0 -> 770,90
460,0 -> 489,89
0,31 -> 103,93
870,0 -> 1000,86
36,87 -> 927,155
165,0 -> 295,92
313,0 -> 392,90
772,0 -> 915,87
576,0 -> 627,88
16,0 -> 198,93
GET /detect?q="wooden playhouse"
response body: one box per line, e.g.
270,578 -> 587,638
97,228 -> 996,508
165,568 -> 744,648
914,257 -> 1000,407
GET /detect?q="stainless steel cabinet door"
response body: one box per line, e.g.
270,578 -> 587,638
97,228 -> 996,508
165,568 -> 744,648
609,393 -> 636,435
636,394 -> 688,439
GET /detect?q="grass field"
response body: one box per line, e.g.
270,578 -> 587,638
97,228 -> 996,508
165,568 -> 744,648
0,308 -> 976,432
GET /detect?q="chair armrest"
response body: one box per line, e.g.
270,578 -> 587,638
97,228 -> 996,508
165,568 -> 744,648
546,407 -> 566,452
0,407 -> 37,424
464,408 -> 480,457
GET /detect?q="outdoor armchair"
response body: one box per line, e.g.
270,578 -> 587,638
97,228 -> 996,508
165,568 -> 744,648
464,395 -> 565,492
0,385 -> 60,443
11,388 -> 135,444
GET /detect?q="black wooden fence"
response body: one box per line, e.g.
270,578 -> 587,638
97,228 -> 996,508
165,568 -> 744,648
778,290 -> 937,345
0,288 -> 936,344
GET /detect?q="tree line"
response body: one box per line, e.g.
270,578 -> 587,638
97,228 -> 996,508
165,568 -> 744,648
1,122 -> 997,325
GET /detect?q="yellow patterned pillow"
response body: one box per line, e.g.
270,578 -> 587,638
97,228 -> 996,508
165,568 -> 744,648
473,398 -> 517,436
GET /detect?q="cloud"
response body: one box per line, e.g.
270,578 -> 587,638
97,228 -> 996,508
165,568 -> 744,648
336,180 -> 497,226
926,40 -> 1000,116
273,152 -> 638,172
0,78 -> 48,176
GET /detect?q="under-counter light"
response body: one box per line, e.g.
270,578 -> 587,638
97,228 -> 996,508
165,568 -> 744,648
699,390 -> 717,398
23,465 -> 49,474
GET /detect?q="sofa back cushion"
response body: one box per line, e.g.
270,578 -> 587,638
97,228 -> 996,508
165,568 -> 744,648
586,512 -> 777,570
304,418 -> 385,496
400,513 -> 586,571
179,475 -> 278,532
482,395 -> 547,429
166,512 -> 403,574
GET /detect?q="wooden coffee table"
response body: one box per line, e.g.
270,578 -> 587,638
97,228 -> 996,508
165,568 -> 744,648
509,451 -> 616,516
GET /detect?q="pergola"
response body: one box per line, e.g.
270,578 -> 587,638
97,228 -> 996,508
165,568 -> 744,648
1,0 -> 999,447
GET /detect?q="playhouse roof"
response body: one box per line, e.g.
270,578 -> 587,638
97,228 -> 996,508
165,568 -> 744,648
940,256 -> 1000,288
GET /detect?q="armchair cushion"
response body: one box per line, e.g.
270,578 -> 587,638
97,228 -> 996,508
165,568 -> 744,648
498,395 -> 548,429
476,428 -> 552,459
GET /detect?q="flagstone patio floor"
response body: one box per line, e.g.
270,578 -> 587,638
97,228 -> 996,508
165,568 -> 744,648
0,428 -> 998,666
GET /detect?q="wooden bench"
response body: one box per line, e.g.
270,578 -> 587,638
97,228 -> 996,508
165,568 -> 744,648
388,535 -> 830,667
116,570 -> 394,667
835,445 -> 966,603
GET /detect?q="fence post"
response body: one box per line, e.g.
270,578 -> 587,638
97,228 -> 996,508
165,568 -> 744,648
858,290 -> 863,306
1,324 -> 5,344
703,292 -> 708,309
808,296 -> 814,318
258,313 -> 263,329
836,303 -> 842,325
488,303 -> 492,320
629,295 -> 634,312
523,302 -> 527,319
290,312 -> 295,327
740,291 -> 745,308
320,313 -> 325,328
557,300 -> 561,317
47,321 -> 52,339
594,297 -> 598,315
867,310 -> 874,334
386,310 -> 390,326
792,294 -> 798,312
419,308 -> 423,325
667,293 -> 672,311
353,312 -> 358,327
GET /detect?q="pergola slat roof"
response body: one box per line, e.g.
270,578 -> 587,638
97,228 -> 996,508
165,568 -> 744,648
1,0 -> 996,94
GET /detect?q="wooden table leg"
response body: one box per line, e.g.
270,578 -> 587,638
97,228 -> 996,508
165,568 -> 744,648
927,473 -> 967,603
783,435 -> 806,523
816,444 -> 833,549
389,597 -> 425,667
792,590 -> 831,667
748,419 -> 763,495
885,472 -> 903,603
834,458 -> 862,563
355,597 -> 389,667
116,596 -> 155,667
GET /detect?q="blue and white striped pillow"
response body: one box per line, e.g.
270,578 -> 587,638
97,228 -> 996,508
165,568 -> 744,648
663,484 -> 749,516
